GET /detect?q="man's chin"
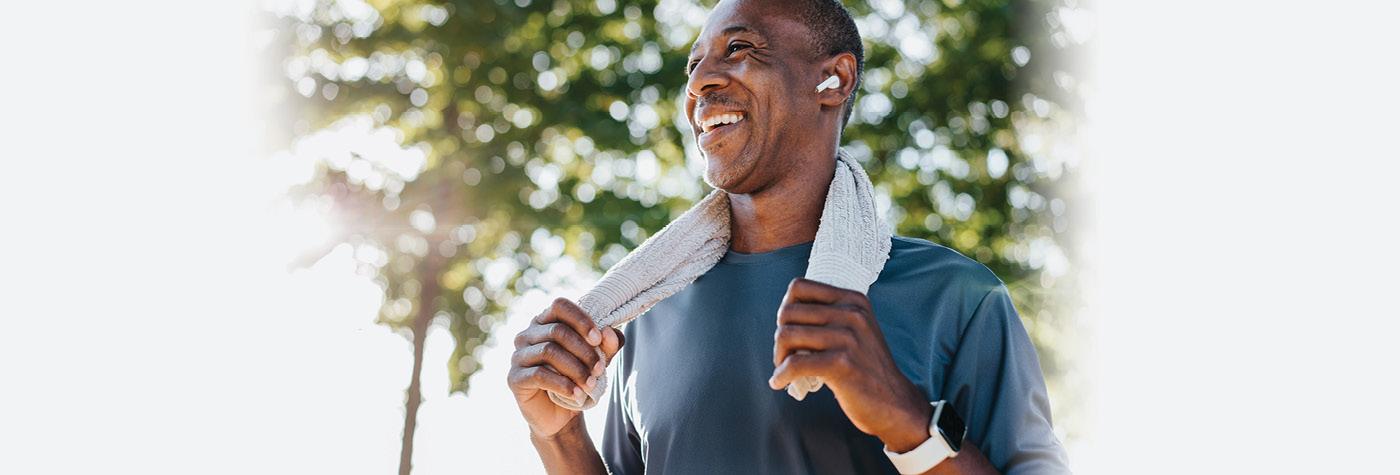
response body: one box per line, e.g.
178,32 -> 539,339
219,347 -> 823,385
703,154 -> 761,194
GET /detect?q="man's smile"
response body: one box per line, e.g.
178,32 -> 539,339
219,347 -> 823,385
696,110 -> 746,133
694,109 -> 749,151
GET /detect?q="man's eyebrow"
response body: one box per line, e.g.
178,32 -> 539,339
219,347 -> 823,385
689,25 -> 759,56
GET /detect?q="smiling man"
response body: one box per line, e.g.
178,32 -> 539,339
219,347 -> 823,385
506,1 -> 1069,473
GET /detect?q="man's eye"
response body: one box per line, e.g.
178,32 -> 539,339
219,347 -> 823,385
687,43 -> 751,74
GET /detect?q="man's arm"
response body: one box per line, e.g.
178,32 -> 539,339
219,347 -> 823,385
769,278 -> 999,474
507,298 -> 626,475
530,417 -> 608,475
879,402 -> 996,475
926,444 -> 996,475
943,286 -> 1068,473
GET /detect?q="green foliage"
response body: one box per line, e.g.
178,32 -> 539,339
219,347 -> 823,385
265,0 -> 1086,440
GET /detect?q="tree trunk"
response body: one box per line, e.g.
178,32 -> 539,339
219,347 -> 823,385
398,255 -> 442,475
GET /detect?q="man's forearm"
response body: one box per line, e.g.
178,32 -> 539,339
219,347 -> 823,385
877,401 -> 996,475
926,442 -> 996,475
529,417 -> 609,475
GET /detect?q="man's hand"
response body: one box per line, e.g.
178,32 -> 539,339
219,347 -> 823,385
768,278 -> 935,451
507,298 -> 624,439
770,279 -> 999,473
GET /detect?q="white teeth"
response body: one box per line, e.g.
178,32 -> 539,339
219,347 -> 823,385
698,112 -> 745,133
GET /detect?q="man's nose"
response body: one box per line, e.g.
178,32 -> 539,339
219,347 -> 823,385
685,57 -> 730,99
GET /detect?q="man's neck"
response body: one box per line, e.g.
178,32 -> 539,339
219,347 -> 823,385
727,148 -> 837,254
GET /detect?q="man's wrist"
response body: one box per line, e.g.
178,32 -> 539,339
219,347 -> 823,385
530,417 -> 588,448
877,396 -> 935,453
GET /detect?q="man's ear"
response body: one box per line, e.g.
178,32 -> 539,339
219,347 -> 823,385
816,52 -> 858,109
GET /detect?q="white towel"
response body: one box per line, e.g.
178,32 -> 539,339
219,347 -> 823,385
549,148 -> 892,410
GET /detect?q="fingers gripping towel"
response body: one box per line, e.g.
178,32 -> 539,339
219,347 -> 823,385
548,149 -> 892,410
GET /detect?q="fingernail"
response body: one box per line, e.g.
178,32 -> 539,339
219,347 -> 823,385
573,387 -> 584,401
587,328 -> 602,346
593,359 -> 604,375
586,376 -> 598,391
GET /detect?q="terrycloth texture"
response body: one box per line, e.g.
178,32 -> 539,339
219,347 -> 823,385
548,149 -> 892,410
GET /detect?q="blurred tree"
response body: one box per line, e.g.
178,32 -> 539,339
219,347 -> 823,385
260,0 -> 1087,472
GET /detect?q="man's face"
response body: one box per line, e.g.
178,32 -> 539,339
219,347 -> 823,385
684,0 -> 822,193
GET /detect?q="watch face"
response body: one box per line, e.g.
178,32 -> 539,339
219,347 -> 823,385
936,403 -> 966,452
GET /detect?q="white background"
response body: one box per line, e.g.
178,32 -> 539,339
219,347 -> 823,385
1082,1 -> 1400,472
2,1 -> 1398,473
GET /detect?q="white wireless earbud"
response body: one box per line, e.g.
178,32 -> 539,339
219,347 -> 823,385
815,75 -> 840,93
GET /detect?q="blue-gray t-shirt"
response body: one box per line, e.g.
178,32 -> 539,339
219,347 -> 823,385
601,236 -> 1069,474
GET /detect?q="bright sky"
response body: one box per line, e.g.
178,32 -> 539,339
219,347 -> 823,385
239,242 -> 611,474
0,2 -> 598,471
0,181 -> 607,474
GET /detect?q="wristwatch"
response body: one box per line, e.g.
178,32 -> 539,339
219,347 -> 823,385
882,400 -> 967,474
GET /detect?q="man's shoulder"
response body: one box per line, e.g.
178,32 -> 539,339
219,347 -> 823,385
883,235 -> 1004,292
874,236 -> 1009,323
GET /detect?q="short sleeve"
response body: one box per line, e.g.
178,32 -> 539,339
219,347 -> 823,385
600,350 -> 644,474
942,286 -> 1070,474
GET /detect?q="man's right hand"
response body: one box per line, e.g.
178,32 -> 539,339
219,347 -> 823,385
507,297 -> 625,438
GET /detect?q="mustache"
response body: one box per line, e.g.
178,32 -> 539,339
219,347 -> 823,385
693,92 -> 742,111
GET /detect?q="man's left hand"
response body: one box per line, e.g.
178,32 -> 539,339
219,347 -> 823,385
769,277 -> 935,452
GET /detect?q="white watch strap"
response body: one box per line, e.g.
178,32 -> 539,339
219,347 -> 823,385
882,402 -> 955,474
